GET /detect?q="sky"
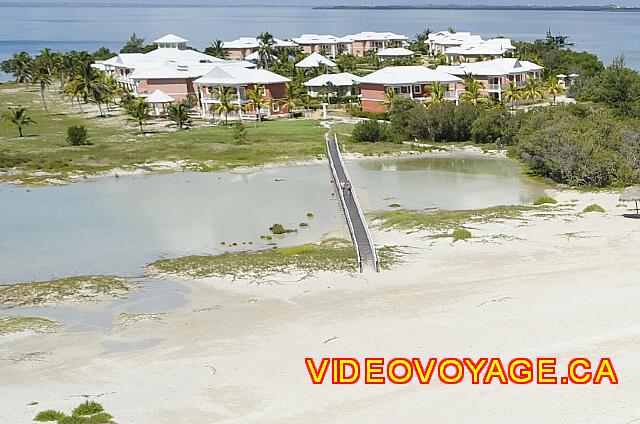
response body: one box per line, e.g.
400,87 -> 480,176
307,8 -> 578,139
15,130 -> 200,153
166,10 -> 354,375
7,0 -> 640,6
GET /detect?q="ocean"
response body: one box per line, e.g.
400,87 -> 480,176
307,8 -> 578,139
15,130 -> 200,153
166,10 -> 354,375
0,5 -> 638,80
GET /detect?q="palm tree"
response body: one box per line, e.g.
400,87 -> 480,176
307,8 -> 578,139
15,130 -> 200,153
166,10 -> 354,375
544,76 -> 565,103
280,82 -> 299,114
460,75 -> 488,105
205,40 -> 229,59
167,102 -> 191,129
74,63 -> 110,115
245,84 -> 270,123
318,82 -> 337,105
30,65 -> 53,115
211,86 -> 239,124
36,48 -> 55,76
502,80 -> 522,109
524,75 -> 544,102
256,32 -> 277,70
125,98 -> 151,133
2,106 -> 36,138
63,79 -> 84,111
427,81 -> 446,103
9,52 -> 33,87
381,87 -> 398,110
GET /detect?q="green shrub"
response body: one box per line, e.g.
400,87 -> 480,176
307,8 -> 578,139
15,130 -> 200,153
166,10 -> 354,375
66,126 -> 91,146
351,119 -> 394,143
34,410 -> 66,422
306,212 -> 314,218
72,401 -> 104,417
270,223 -> 285,234
583,204 -> 606,213
452,228 -> 472,242
471,108 -> 509,144
533,196 -> 558,205
389,203 -> 401,208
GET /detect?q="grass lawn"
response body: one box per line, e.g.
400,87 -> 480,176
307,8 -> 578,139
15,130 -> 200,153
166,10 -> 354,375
0,83 -> 328,184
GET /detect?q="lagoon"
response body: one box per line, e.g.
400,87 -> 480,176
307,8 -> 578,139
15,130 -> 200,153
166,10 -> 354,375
0,155 -> 544,284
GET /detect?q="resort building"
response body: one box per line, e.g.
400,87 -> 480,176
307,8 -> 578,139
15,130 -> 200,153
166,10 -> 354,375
348,31 -> 409,56
428,31 -> 484,55
222,37 -> 298,60
295,52 -> 338,70
445,38 -> 516,63
376,47 -> 415,60
304,72 -> 361,98
194,65 -> 291,120
437,58 -> 543,101
97,34 -> 264,109
358,66 -> 462,112
291,34 -> 354,58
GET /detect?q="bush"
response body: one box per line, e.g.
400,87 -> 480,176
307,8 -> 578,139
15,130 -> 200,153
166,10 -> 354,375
270,223 -> 285,234
583,204 -> 606,213
452,228 -> 472,242
472,108 -> 509,144
66,126 -> 91,146
34,410 -> 66,422
516,106 -> 639,186
351,119 -> 395,143
533,196 -> 557,205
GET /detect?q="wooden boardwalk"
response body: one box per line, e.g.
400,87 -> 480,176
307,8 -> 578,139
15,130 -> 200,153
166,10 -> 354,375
326,134 -> 380,273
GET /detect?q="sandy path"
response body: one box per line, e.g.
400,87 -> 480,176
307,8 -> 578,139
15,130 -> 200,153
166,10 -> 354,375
2,190 -> 640,423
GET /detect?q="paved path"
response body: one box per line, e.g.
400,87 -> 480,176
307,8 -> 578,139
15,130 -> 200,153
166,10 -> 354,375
326,134 -> 379,272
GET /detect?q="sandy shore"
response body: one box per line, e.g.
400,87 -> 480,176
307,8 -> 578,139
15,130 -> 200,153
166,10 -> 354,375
2,189 -> 640,423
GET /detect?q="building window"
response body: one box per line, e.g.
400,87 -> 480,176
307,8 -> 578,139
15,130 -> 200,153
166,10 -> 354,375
414,85 -> 422,94
400,86 -> 410,94
272,103 -> 280,112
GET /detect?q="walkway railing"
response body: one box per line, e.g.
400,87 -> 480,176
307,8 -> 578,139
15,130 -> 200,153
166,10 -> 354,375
325,133 -> 380,272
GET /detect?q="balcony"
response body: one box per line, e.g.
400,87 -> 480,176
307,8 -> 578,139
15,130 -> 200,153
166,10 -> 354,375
487,83 -> 501,91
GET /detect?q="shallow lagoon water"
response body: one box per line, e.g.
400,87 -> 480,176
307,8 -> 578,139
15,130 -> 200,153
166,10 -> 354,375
1,155 -> 544,284
1,155 -> 545,330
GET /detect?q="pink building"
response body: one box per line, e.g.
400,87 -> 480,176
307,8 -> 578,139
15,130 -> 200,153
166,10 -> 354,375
194,65 -> 292,120
222,37 -> 298,60
437,58 -> 543,101
358,66 -> 462,113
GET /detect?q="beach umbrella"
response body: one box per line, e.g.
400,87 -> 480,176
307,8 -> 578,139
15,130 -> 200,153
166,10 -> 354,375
620,186 -> 640,218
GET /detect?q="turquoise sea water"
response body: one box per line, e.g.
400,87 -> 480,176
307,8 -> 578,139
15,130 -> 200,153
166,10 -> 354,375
0,5 -> 638,80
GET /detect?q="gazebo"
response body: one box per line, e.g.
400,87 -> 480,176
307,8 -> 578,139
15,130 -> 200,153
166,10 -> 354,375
620,186 -> 640,218
146,89 -> 175,115
295,52 -> 337,69
556,73 -> 567,87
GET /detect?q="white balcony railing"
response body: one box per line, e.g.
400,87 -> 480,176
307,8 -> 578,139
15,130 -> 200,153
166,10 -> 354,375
487,83 -> 501,91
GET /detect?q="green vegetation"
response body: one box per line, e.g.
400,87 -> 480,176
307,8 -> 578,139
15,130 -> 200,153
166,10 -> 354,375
533,196 -> 558,205
0,84 -> 332,184
373,205 -> 536,232
351,119 -> 395,143
269,223 -> 296,234
149,238 -> 401,281
35,401 -> 116,423
0,275 -> 135,307
0,316 -> 61,335
2,105 -> 36,138
66,125 -> 90,146
452,228 -> 472,242
149,238 -> 358,280
583,204 -> 606,213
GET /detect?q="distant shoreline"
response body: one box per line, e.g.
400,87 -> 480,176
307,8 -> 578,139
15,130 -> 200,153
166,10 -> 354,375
314,5 -> 640,13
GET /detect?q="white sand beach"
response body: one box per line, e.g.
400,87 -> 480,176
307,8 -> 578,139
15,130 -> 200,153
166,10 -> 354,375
2,189 -> 640,423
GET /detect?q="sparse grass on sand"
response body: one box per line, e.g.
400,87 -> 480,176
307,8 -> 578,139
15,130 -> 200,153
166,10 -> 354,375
0,316 -> 61,335
149,238 -> 400,281
533,196 -> 558,206
372,205 -> 537,232
583,204 -> 606,213
0,275 -> 136,307
0,84 -> 423,185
